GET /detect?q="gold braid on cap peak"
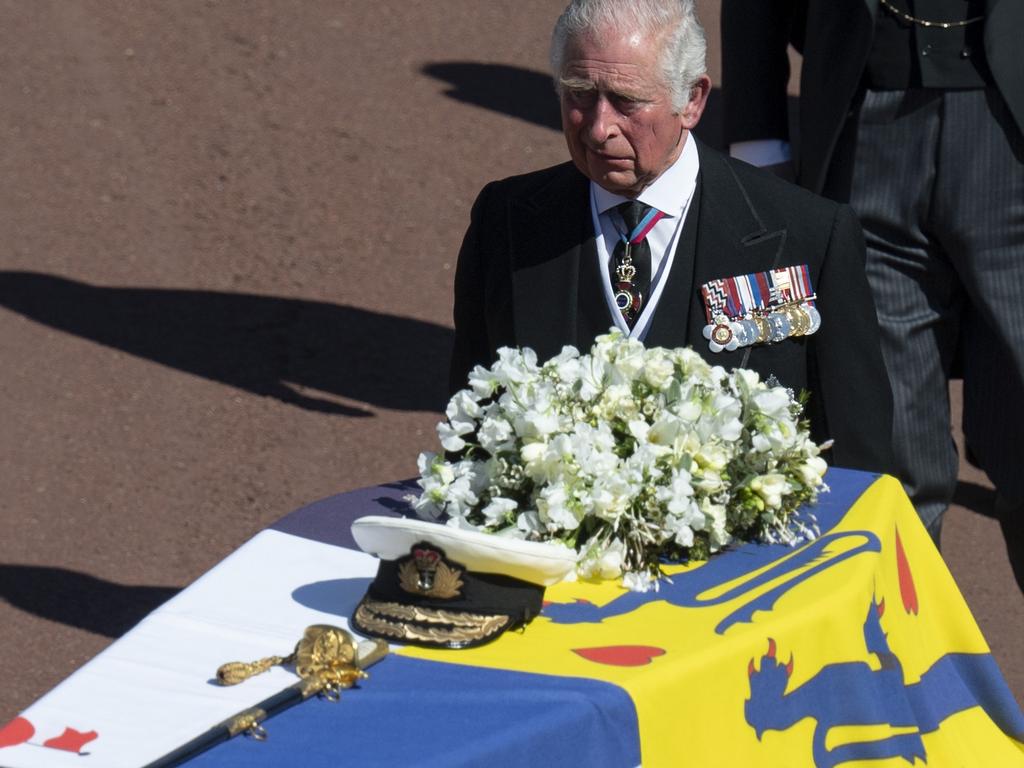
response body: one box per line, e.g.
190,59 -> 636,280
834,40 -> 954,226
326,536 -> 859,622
354,600 -> 510,644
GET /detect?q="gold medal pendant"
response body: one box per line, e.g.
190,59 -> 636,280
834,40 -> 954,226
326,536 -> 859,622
752,314 -> 771,344
614,283 -> 642,323
613,240 -> 642,324
782,304 -> 809,336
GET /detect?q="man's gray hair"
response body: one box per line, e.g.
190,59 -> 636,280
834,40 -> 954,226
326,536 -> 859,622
550,0 -> 707,111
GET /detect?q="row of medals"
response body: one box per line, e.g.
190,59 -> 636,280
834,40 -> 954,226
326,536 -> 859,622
613,240 -> 821,347
706,299 -> 821,351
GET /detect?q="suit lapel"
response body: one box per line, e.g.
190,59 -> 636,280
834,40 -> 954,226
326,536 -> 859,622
509,164 -> 610,362
575,223 -> 616,347
643,181 -> 701,349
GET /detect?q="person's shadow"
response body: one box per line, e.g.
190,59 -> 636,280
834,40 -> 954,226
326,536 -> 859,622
0,564 -> 181,638
0,271 -> 452,416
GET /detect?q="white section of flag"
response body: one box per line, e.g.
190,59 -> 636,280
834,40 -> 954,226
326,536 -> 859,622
2,530 -> 378,768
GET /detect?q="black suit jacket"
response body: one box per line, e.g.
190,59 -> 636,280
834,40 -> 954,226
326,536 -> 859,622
450,140 -> 894,474
721,0 -> 1024,194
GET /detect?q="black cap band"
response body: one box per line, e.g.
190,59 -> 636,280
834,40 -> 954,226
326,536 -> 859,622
350,542 -> 544,649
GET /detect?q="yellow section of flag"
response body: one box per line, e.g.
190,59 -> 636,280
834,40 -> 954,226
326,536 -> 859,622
398,474 -> 1023,766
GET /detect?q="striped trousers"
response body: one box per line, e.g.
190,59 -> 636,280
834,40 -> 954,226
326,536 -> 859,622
831,88 -> 1024,535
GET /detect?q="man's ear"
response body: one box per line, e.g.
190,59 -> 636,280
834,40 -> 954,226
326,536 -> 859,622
680,74 -> 712,130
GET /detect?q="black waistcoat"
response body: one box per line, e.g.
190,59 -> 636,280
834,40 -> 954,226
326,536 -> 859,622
865,0 -> 993,89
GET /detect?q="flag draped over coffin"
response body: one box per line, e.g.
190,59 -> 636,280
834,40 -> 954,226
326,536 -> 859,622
2,469 -> 1022,768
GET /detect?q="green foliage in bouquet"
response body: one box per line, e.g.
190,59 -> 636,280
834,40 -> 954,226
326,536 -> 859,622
413,331 -> 827,591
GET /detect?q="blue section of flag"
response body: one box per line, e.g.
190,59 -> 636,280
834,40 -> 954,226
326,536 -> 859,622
184,656 -> 641,768
912,653 -> 1024,739
744,602 -> 1024,768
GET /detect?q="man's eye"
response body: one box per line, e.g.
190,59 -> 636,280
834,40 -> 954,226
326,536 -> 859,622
566,88 -> 596,105
611,95 -> 642,111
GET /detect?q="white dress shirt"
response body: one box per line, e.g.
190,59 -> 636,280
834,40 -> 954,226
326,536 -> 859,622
590,133 -> 700,340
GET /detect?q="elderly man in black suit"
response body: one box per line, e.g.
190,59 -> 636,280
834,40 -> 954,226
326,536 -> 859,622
721,0 -> 1024,552
450,0 -> 895,475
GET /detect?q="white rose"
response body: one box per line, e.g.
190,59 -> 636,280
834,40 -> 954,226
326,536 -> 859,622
610,343 -> 646,384
695,469 -> 726,495
751,473 -> 789,509
798,456 -> 828,486
643,352 -> 675,390
695,443 -> 730,471
599,383 -> 637,421
702,500 -> 729,549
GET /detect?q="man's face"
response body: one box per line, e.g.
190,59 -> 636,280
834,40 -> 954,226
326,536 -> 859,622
559,27 -> 709,197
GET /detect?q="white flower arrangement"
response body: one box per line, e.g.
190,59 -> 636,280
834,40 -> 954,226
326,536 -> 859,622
413,330 -> 828,590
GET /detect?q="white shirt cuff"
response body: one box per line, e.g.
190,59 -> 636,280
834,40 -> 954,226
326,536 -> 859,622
728,139 -> 792,167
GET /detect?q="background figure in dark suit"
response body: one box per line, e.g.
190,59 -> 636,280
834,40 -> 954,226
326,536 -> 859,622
720,0 -> 1024,549
450,0 -> 894,475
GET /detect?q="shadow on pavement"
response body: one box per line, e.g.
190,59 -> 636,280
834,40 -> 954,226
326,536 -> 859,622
0,564 -> 181,638
422,62 -> 731,152
423,62 -> 562,131
0,271 -> 452,415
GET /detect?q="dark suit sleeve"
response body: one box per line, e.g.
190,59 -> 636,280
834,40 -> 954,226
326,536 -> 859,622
721,0 -> 799,145
449,182 -> 497,396
806,204 -> 895,474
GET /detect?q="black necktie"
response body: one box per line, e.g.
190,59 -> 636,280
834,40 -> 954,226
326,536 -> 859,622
611,200 -> 655,328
